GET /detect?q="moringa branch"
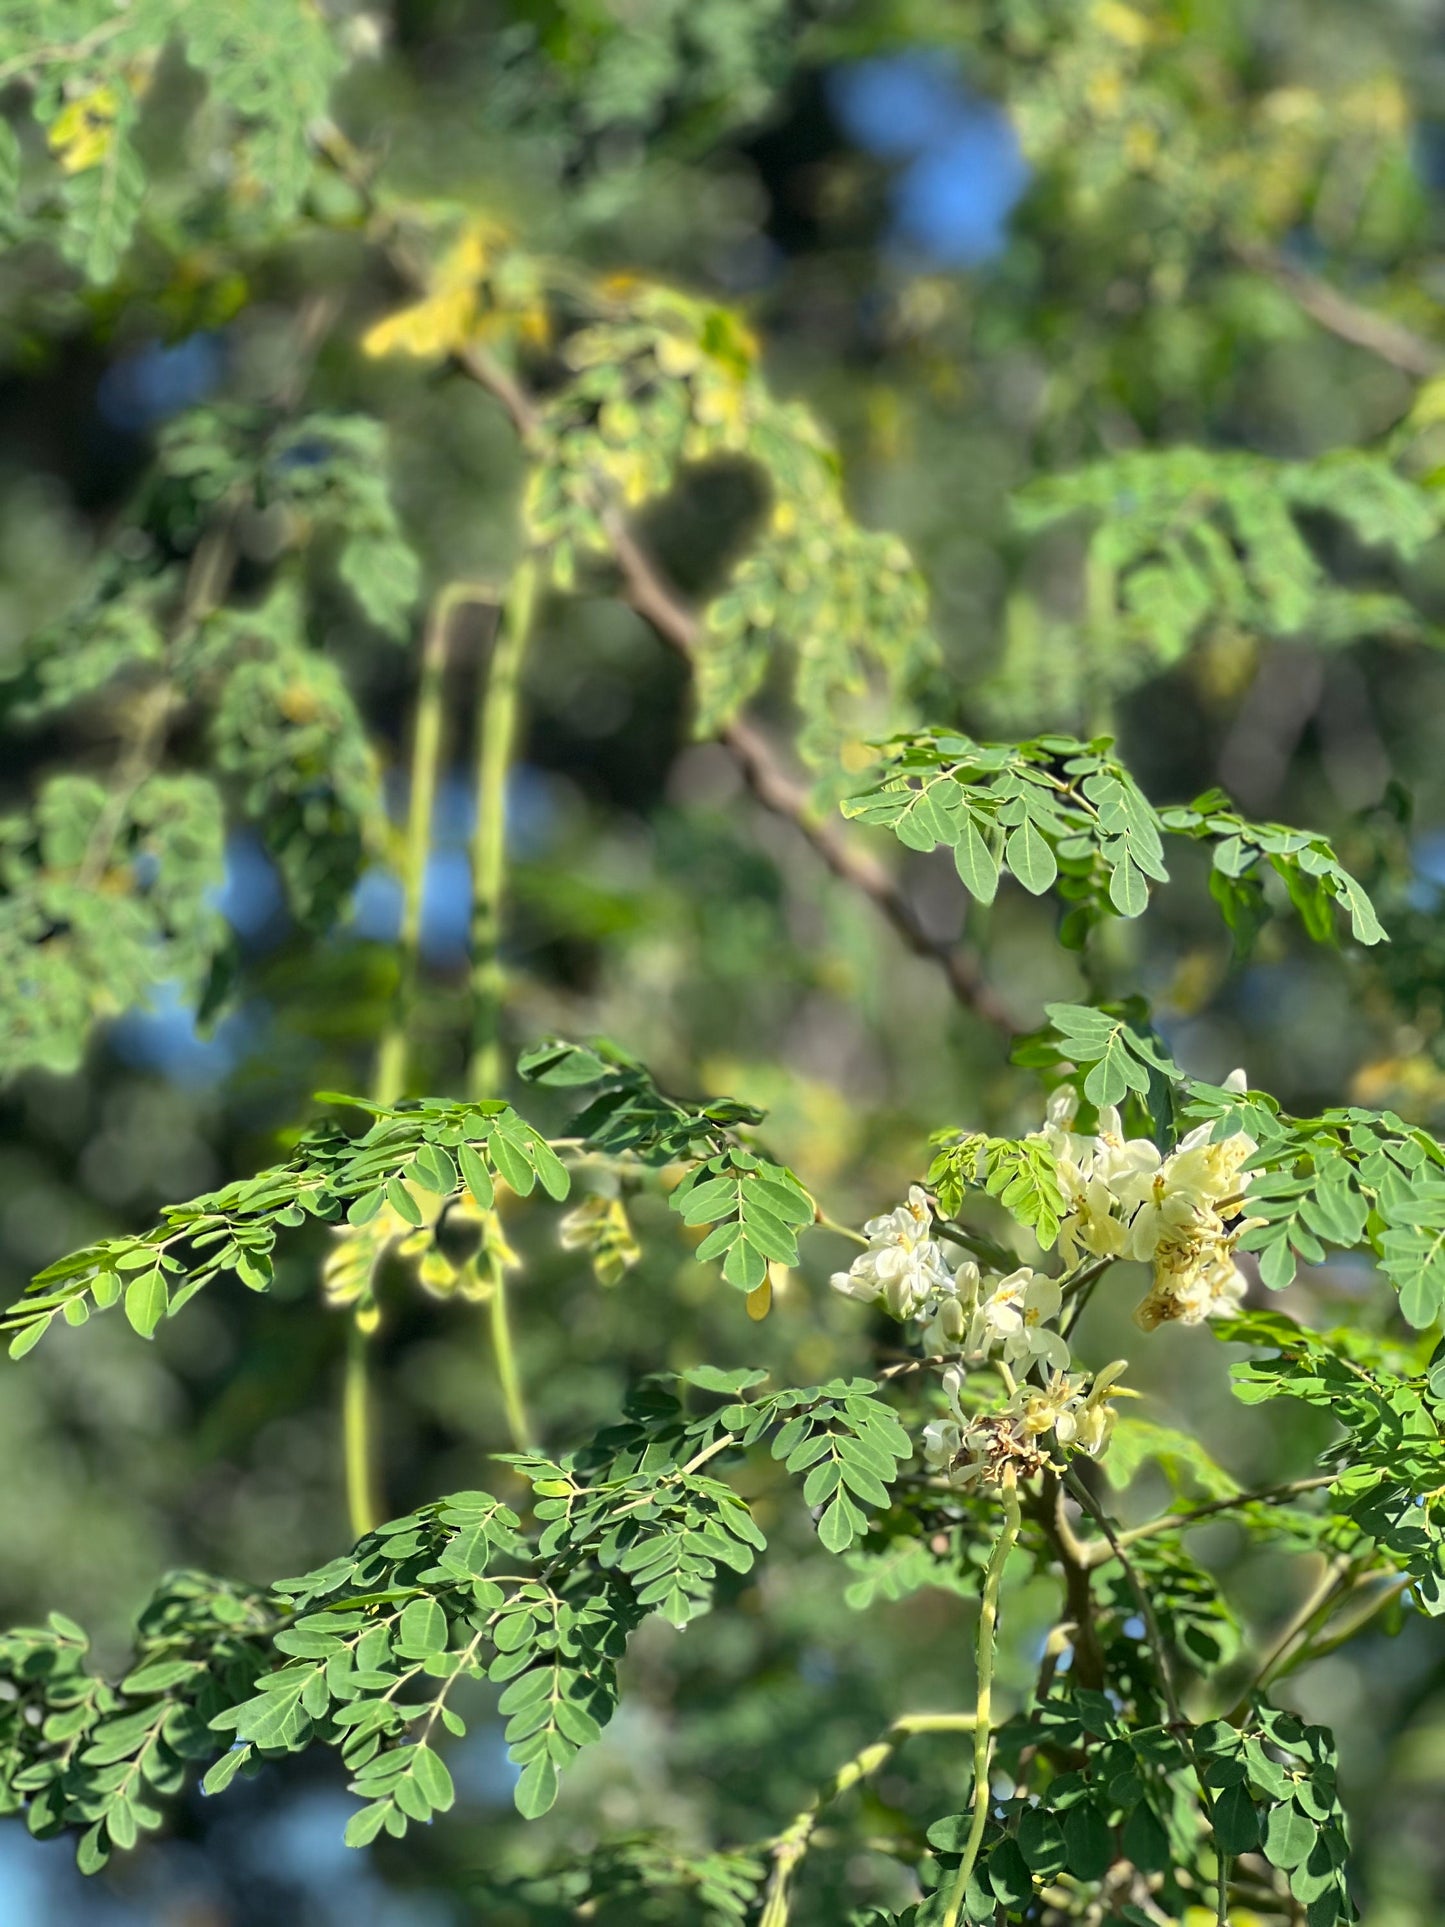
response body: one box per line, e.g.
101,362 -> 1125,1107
331,138 -> 1021,1038
451,341 -> 1017,1036
1232,242 -> 1443,379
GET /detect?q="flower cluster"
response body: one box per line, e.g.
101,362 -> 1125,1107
922,1361 -> 1128,1492
829,1188 -> 1070,1368
1040,1084 -> 1258,1329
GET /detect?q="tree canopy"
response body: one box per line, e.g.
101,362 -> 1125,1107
2,3 -> 1445,1924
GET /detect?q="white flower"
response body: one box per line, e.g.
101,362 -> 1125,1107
830,1185 -> 954,1322
1053,1359 -> 1131,1455
1134,1207 -> 1249,1330
1094,1117 -> 1171,1202
922,1417 -> 964,1475
1123,1126 -> 1257,1265
967,1267 -> 1071,1371
1056,1173 -> 1131,1268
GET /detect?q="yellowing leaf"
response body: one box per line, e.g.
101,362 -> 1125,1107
1091,1 -> 1151,47
363,286 -> 475,360
745,1278 -> 772,1321
1409,375 -> 1445,431
361,218 -> 509,361
47,87 -> 121,176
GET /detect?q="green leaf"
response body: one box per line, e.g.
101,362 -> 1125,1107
344,1800 -> 391,1848
1104,1418 -> 1240,1501
397,1598 -> 448,1656
457,1142 -> 494,1210
1263,1799 -> 1319,1872
123,1268 -> 169,1340
953,818 -> 999,903
411,1744 -> 455,1812
76,1822 -> 110,1875
1062,1800 -> 1113,1880
202,1747 -> 253,1797
1016,1806 -> 1067,1876
1212,1781 -> 1261,1856
515,1754 -> 560,1818
8,1316 -> 53,1359
986,1837 -> 1034,1906
818,1494 -> 864,1553
1005,819 -> 1057,895
1120,1800 -> 1169,1872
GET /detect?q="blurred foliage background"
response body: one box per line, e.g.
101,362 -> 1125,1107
3,0 -> 1445,1921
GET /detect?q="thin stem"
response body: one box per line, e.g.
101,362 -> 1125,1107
319,150 -> 1016,1035
1066,1472 -> 1184,1725
758,1713 -> 979,1927
1229,240 -> 1441,378
450,330 -> 1015,1035
468,558 -> 538,1102
0,14 -> 129,87
342,582 -> 495,1533
1228,1556 -> 1354,1718
941,1480 -> 1021,1927
343,1319 -> 380,1538
466,560 -> 539,1455
374,582 -> 491,1105
1274,1572 -> 1408,1675
814,1211 -> 868,1247
488,1271 -> 534,1454
681,1431 -> 738,1476
1097,1474 -> 1337,1562
1033,1475 -> 1104,1689
1059,1257 -> 1114,1340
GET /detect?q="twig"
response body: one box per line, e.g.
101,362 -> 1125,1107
0,14 -> 129,88
607,513 -> 1017,1034
1232,242 -> 1442,378
1066,1470 -> 1229,1927
1089,1473 -> 1337,1564
374,580 -> 495,1106
329,141 -> 1019,1036
469,558 -> 538,1103
1274,1572 -> 1408,1674
342,1318 -> 379,1539
1225,1555 -> 1354,1721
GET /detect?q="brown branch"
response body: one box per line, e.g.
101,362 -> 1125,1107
1065,1470 -> 1187,1729
1232,242 -> 1442,378
1030,1475 -> 1104,1690
451,346 -> 1017,1036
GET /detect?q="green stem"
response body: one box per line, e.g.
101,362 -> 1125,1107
468,557 -> 538,1103
374,582 -> 485,1105
941,1480 -> 1021,1927
489,1280 -> 533,1454
343,1318 -> 379,1538
468,558 -> 540,1453
813,1211 -> 868,1247
1227,1555 -> 1354,1721
759,1713 -> 978,1927
344,582 -> 489,1533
